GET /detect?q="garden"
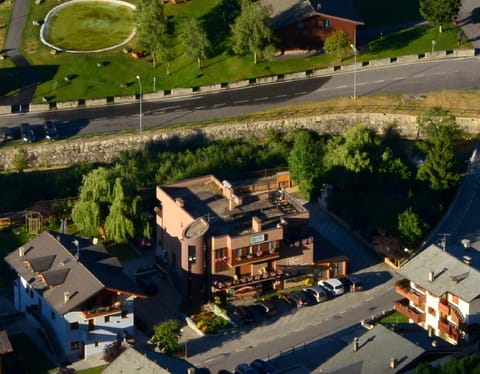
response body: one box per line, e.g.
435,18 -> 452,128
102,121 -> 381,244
0,0 -> 466,103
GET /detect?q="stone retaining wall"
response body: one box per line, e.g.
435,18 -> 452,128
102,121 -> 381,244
1,112 -> 479,171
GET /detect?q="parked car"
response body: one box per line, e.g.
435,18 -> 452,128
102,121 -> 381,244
250,359 -> 279,374
302,286 -> 329,303
235,363 -> 258,374
218,370 -> 234,374
20,123 -> 37,143
0,127 -> 16,143
234,305 -> 256,324
136,276 -> 158,295
286,290 -> 312,308
253,300 -> 277,318
338,274 -> 365,292
43,120 -> 59,140
318,278 -> 345,296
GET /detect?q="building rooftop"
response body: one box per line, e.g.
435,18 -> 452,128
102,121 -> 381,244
4,231 -> 144,315
264,0 -> 364,29
319,324 -> 425,374
161,175 -> 305,237
397,244 -> 480,302
103,347 -> 170,374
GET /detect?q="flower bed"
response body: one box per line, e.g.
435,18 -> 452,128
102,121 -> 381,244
189,310 -> 231,334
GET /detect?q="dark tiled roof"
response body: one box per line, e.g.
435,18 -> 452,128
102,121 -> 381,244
4,231 -> 140,315
265,0 -> 363,29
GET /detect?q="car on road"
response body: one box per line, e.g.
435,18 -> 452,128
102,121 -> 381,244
43,120 -> 59,140
0,127 -> 17,143
250,359 -> 279,374
302,286 -> 329,303
318,278 -> 345,296
20,123 -> 37,143
234,305 -> 256,324
338,274 -> 365,292
286,290 -> 312,308
136,276 -> 158,296
253,300 -> 277,318
235,363 -> 258,374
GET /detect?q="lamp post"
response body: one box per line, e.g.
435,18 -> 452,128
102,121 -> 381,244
135,75 -> 143,132
431,40 -> 436,54
153,76 -> 156,93
350,44 -> 358,100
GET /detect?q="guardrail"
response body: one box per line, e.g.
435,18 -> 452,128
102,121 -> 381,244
3,48 -> 476,115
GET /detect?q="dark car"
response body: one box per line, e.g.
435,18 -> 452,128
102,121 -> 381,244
254,300 -> 277,318
0,127 -> 16,143
43,120 -> 59,140
286,290 -> 312,308
234,305 -> 256,324
235,364 -> 258,374
250,359 -> 279,374
137,237 -> 152,249
136,276 -> 158,295
20,123 -> 37,143
339,275 -> 365,292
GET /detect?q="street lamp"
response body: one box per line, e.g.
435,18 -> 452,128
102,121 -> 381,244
135,75 -> 143,132
431,40 -> 436,54
350,44 -> 358,100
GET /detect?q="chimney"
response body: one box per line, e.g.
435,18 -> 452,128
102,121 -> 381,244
252,216 -> 262,232
19,246 -> 24,257
175,197 -> 184,208
64,291 -> 70,304
353,337 -> 359,352
389,358 -> 397,369
428,271 -> 434,282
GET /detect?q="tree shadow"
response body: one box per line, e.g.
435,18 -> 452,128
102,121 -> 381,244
369,26 -> 428,53
201,0 -> 241,56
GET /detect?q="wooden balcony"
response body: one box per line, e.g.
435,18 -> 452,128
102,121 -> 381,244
438,300 -> 449,315
81,303 -> 122,319
394,299 -> 425,323
395,285 -> 426,306
438,319 -> 461,342
230,250 -> 279,266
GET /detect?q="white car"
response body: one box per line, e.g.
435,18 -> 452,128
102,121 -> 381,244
318,278 -> 345,296
303,286 -> 329,303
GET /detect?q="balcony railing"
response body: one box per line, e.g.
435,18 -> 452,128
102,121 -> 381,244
229,250 -> 280,266
395,285 -> 426,306
212,269 -> 283,290
438,300 -> 449,315
81,303 -> 122,319
394,299 -> 425,323
438,319 -> 461,342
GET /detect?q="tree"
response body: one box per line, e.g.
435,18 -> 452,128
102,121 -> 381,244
13,147 -> 28,172
323,30 -> 351,63
179,17 -> 210,69
136,0 -> 168,67
288,130 -> 323,200
231,0 -> 275,64
398,208 -> 428,248
151,319 -> 181,355
419,0 -> 461,32
103,340 -> 126,363
372,229 -> 405,260
416,107 -> 461,191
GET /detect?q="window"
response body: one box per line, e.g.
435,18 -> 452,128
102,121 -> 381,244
248,246 -> 253,255
70,341 -> 80,351
121,310 -> 128,319
428,307 -> 436,316
94,341 -> 99,347
70,322 -> 79,330
188,245 -> 196,264
104,316 -> 110,323
324,19 -> 330,28
452,294 -> 459,304
236,249 -> 242,258
214,248 -> 229,272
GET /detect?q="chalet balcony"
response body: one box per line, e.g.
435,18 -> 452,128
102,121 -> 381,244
394,299 -> 425,323
438,300 -> 449,315
212,268 -> 283,291
395,283 -> 426,306
438,319 -> 461,342
229,249 -> 280,266
81,302 -> 122,319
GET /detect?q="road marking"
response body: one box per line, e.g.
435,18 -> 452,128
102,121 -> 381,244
233,100 -> 249,104
254,97 -> 268,101
194,106 -> 205,110
275,94 -> 288,98
313,321 -> 322,326
414,74 -> 424,78
336,85 -> 347,89
374,80 -> 385,83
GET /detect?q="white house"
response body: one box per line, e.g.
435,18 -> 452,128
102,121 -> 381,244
4,231 -> 145,363
395,244 -> 480,345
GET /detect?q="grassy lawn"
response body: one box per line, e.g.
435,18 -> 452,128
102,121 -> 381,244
78,365 -> 109,374
0,0 -> 466,103
378,311 -> 409,324
353,0 -> 421,29
8,334 -> 57,374
0,0 -> 13,50
45,1 -> 136,51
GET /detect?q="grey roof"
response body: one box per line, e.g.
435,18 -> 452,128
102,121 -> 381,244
102,347 -> 169,374
319,324 -> 425,374
264,0 -> 363,29
397,244 -> 480,302
4,231 -> 142,315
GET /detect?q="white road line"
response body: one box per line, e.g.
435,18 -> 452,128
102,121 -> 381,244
233,100 -> 249,104
414,74 -> 424,78
254,97 -> 268,101
374,80 -> 385,83
336,85 -> 347,89
275,94 -> 288,98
